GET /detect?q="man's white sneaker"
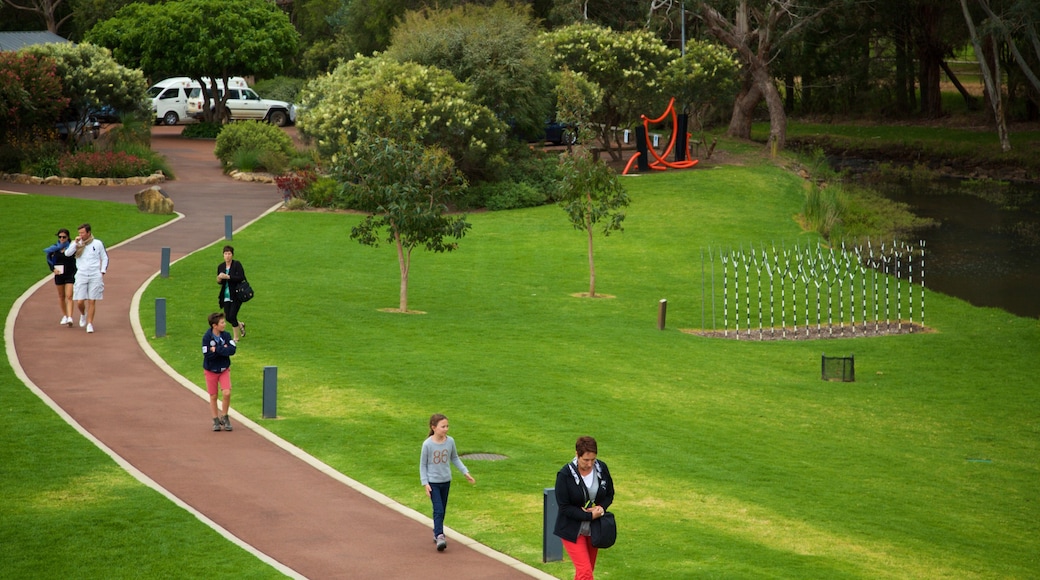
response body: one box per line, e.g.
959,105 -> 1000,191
60,316 -> 69,325
79,315 -> 87,327
86,323 -> 94,333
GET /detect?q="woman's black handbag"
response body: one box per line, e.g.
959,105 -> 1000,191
234,280 -> 254,302
591,512 -> 616,548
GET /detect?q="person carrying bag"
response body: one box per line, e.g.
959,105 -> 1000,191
553,436 -> 616,579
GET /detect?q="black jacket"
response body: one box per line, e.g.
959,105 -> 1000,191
553,459 -> 614,542
217,260 -> 246,307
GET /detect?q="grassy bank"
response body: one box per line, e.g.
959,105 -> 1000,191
138,158 -> 1039,578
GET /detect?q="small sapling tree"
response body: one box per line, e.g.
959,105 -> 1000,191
336,132 -> 470,313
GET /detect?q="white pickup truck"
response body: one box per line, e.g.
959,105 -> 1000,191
187,82 -> 296,126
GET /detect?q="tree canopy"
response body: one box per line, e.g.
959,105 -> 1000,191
385,2 -> 554,140
297,55 -> 507,182
337,133 -> 470,313
540,23 -> 676,160
87,0 -> 298,120
24,41 -> 147,144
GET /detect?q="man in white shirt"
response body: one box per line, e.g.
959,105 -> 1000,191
64,223 -> 109,333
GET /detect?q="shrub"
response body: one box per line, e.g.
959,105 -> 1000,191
252,76 -> 304,104
284,197 -> 308,210
58,150 -> 150,178
2,129 -> 63,173
231,148 -> 262,172
274,170 -> 316,203
473,181 -> 546,211
214,121 -> 295,169
24,155 -> 61,177
303,175 -> 339,207
257,149 -> 289,174
113,141 -> 172,178
182,122 -> 223,139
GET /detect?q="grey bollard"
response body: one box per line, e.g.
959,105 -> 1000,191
543,488 -> 562,562
658,298 -> 667,330
225,215 -> 233,240
155,297 -> 166,338
263,366 -> 278,418
160,247 -> 171,278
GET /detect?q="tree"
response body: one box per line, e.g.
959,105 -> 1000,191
2,0 -> 71,34
553,67 -> 602,154
24,41 -> 147,146
695,0 -> 839,151
540,23 -> 675,160
87,0 -> 298,123
296,55 -> 507,182
385,2 -> 555,140
960,0 -> 1011,151
659,39 -> 740,128
557,154 -> 628,298
336,133 -> 470,313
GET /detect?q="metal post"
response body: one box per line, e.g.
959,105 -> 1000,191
543,488 -> 562,562
263,366 -> 278,419
658,299 -> 668,330
160,247 -> 171,278
155,298 -> 166,338
635,126 -> 650,172
675,114 -> 689,162
225,215 -> 233,240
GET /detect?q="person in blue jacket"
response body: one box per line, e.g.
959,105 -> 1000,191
202,312 -> 237,431
43,228 -> 77,326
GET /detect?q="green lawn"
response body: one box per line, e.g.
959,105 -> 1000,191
3,148 -> 1037,578
134,160 -> 1039,578
0,194 -> 285,578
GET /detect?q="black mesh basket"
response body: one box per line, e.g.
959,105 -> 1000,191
822,354 -> 855,382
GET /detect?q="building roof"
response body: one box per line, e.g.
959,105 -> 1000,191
0,31 -> 70,52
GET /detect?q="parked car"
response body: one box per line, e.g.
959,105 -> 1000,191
543,120 -> 578,145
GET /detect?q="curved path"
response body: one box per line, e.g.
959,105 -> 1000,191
8,126 -> 550,579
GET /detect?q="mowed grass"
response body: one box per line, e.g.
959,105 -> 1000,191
139,160 -> 1039,579
0,194 -> 285,578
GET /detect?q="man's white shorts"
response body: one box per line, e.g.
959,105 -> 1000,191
73,275 -> 104,301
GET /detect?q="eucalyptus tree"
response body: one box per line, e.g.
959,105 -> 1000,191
694,0 -> 842,151
385,2 -> 554,141
337,128 -> 471,313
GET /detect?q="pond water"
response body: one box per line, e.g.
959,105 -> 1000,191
877,180 -> 1040,319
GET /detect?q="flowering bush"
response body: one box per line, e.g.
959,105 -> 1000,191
58,150 -> 150,178
274,170 -> 316,204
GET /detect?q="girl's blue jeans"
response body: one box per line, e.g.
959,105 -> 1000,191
429,481 -> 451,537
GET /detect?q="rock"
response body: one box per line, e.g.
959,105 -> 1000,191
80,177 -> 103,186
134,186 -> 175,214
43,176 -> 63,185
61,177 -> 80,186
143,172 -> 166,185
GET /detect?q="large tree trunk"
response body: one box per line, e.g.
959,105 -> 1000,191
727,77 -> 761,140
754,64 -> 788,152
916,2 -> 945,118
959,0 -> 1011,152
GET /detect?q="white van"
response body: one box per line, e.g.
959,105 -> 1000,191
147,77 -> 248,126
147,77 -> 195,126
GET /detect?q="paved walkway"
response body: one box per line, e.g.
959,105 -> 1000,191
8,127 -> 550,579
